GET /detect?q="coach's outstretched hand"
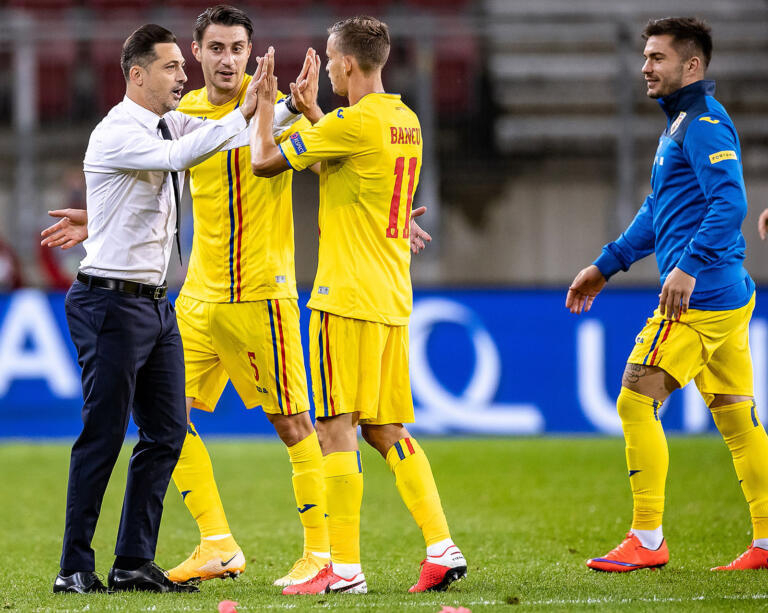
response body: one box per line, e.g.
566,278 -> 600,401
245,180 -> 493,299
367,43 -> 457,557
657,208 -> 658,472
240,72 -> 260,122
409,206 -> 432,254
41,208 -> 88,249
566,265 -> 606,314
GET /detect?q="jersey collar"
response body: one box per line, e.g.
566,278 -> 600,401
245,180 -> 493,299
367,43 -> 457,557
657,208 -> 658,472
357,92 -> 401,104
658,79 -> 715,119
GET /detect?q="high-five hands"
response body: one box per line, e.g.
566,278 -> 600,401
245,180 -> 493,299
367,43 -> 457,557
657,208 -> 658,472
290,48 -> 323,123
241,46 -> 277,120
254,47 -> 278,107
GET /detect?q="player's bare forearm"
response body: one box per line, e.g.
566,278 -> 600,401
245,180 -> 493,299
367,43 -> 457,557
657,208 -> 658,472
249,48 -> 288,176
250,90 -> 288,177
303,105 -> 324,125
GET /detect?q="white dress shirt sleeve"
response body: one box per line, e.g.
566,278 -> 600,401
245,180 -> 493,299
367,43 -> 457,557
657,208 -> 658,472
178,101 -> 302,150
85,107 -> 247,173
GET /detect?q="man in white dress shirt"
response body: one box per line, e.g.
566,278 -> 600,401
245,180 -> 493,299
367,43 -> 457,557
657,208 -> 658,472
53,23 -> 260,594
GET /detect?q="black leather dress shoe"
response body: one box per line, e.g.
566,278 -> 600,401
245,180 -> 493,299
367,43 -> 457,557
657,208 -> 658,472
53,571 -> 110,594
108,561 -> 199,593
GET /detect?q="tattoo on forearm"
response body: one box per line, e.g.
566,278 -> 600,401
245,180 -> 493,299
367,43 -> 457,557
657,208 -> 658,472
622,364 -> 647,386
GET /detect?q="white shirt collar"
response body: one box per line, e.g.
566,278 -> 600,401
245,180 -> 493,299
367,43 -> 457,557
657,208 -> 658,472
122,95 -> 165,131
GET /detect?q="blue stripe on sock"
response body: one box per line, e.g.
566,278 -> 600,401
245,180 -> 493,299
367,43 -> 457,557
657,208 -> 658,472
394,441 -> 405,460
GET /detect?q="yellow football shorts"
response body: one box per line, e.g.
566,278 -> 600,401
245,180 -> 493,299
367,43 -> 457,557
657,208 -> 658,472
627,293 -> 755,406
309,310 -> 414,424
175,294 -> 310,415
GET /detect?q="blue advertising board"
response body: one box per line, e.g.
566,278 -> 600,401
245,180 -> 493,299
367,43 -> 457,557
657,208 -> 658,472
1,288 -> 766,438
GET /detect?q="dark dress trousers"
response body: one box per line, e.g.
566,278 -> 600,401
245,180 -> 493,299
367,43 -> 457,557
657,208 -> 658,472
60,280 -> 186,571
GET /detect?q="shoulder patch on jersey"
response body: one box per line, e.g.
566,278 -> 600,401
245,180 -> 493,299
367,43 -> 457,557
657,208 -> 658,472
699,116 -> 720,124
290,132 -> 307,155
709,150 -> 737,164
337,108 -> 344,119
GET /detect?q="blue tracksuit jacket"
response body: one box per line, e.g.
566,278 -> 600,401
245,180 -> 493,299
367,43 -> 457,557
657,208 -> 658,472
594,80 -> 754,310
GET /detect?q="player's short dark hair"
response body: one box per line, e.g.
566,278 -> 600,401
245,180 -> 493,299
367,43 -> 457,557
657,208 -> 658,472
328,16 -> 390,73
121,24 -> 177,80
193,4 -> 254,44
642,17 -> 713,68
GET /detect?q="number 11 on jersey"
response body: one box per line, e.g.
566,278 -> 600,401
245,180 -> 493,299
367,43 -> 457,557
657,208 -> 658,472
386,156 -> 418,239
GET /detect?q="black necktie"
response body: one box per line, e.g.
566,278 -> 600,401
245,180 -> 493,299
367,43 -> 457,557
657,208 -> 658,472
157,118 -> 182,264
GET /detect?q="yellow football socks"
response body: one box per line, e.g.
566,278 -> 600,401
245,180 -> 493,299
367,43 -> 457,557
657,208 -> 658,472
171,423 -> 231,538
711,400 -> 768,538
324,451 -> 363,565
386,437 -> 451,547
286,431 -> 329,555
617,387 -> 668,531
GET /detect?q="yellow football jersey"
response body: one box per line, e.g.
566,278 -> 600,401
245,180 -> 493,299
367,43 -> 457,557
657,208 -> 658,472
178,76 -> 309,303
280,93 -> 422,325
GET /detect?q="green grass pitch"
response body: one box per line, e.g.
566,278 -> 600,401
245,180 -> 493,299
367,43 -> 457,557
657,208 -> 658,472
2,437 -> 768,611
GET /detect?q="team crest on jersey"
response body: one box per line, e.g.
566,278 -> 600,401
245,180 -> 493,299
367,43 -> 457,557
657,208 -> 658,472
290,132 -> 307,155
669,112 -> 687,135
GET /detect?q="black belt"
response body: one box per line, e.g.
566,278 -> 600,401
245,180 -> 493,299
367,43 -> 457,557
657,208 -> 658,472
77,272 -> 168,300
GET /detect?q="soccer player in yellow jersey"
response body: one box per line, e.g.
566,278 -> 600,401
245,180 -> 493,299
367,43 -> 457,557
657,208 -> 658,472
41,5 -> 331,588
250,17 -> 467,594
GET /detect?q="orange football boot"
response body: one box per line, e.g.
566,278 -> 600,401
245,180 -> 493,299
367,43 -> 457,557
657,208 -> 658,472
586,532 -> 669,572
711,543 -> 768,570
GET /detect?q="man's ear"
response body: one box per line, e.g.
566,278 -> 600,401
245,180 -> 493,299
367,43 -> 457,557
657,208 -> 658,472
191,40 -> 202,63
343,55 -> 354,75
687,55 -> 702,75
130,65 -> 144,86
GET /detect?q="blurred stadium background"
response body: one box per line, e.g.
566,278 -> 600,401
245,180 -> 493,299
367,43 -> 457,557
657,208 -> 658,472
1,0 -> 768,438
